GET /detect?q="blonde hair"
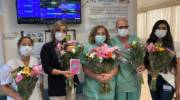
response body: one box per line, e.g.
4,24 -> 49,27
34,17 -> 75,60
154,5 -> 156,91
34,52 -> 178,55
51,21 -> 67,42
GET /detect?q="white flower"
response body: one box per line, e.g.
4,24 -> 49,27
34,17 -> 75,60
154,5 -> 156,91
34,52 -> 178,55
132,41 -> 137,45
89,52 -> 96,59
99,57 -> 103,63
112,54 -> 116,59
61,50 -> 66,55
17,73 -> 21,75
72,48 -> 76,54
19,71 -> 23,75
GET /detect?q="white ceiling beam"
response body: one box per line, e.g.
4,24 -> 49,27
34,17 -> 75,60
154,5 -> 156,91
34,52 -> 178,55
138,0 -> 180,13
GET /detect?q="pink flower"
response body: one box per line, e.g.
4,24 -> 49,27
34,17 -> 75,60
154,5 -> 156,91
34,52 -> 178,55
56,43 -> 61,49
92,44 -> 118,59
147,43 -> 155,52
32,65 -> 43,76
100,44 -> 108,50
96,50 -> 107,58
104,46 -> 118,53
67,40 -> 78,44
15,74 -> 23,83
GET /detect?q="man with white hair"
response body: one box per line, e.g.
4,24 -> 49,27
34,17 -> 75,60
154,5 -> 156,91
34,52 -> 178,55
111,17 -> 144,100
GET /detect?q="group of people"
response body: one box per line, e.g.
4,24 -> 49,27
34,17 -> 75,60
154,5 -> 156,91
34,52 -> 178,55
0,17 -> 179,100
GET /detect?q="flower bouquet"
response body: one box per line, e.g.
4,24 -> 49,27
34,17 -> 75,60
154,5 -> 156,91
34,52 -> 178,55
56,40 -> 83,89
129,41 -> 145,84
146,42 -> 173,90
12,65 -> 43,100
83,44 -> 120,94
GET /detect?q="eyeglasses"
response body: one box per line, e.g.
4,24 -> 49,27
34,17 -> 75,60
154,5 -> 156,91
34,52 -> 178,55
118,26 -> 129,29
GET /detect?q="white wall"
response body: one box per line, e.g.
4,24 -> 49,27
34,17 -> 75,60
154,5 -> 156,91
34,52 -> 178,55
2,0 -> 137,62
138,0 -> 180,12
128,0 -> 137,34
2,0 -> 87,62
0,17 -> 4,67
3,0 -> 86,39
0,0 -> 4,67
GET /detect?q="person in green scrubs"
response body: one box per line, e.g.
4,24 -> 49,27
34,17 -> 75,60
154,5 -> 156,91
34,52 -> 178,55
81,25 -> 118,100
111,17 -> 145,100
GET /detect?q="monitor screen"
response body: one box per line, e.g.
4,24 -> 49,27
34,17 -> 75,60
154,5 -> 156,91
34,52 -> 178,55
16,0 -> 81,24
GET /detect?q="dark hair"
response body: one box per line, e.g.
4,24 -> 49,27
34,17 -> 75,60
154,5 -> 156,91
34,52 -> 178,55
51,21 -> 67,43
17,36 -> 34,48
145,20 -> 176,71
147,20 -> 174,50
88,25 -> 110,44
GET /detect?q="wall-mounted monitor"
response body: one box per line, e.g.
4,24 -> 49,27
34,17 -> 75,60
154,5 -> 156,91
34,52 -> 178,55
16,0 -> 81,24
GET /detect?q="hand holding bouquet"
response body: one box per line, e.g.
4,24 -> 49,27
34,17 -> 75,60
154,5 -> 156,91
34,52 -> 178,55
147,42 -> 173,90
83,44 -> 120,94
56,40 -> 83,89
129,41 -> 145,84
12,65 -> 43,100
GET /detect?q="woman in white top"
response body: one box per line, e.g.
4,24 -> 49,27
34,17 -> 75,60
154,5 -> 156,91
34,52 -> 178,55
144,20 -> 179,100
0,36 -> 43,100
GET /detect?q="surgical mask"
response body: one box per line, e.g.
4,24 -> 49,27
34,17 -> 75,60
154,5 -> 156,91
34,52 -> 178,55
118,29 -> 128,37
95,35 -> 106,45
55,32 -> 66,41
19,46 -> 32,56
155,29 -> 167,38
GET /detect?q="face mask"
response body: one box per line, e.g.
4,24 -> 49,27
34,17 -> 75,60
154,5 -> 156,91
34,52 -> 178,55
55,32 -> 66,41
118,29 -> 128,37
95,35 -> 106,45
19,46 -> 32,56
155,29 -> 167,38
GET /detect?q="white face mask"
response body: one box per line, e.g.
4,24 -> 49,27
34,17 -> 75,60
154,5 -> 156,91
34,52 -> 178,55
155,29 -> 167,38
19,46 -> 32,56
55,32 -> 66,41
118,29 -> 128,37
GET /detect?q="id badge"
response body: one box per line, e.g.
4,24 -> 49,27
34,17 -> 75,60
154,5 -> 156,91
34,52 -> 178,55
163,84 -> 172,91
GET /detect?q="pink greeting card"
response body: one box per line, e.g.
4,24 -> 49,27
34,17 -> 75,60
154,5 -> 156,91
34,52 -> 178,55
70,59 -> 80,74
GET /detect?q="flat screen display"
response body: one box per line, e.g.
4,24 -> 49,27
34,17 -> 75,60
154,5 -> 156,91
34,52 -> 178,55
16,0 -> 81,24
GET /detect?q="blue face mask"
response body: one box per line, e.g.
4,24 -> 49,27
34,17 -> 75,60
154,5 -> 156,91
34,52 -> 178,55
118,29 -> 128,37
95,35 -> 106,45
155,29 -> 167,38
